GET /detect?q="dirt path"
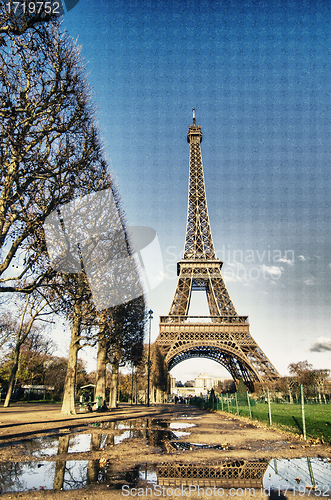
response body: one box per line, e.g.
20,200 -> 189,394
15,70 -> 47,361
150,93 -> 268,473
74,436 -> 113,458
0,403 -> 329,499
0,403 -> 180,441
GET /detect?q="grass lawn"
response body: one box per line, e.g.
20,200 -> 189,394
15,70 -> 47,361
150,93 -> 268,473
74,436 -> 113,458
227,402 -> 331,443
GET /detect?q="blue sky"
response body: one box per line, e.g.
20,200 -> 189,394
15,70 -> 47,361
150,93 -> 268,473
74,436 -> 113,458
55,0 -> 331,380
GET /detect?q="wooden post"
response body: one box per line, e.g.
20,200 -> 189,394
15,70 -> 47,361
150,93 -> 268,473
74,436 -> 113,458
301,384 -> 307,440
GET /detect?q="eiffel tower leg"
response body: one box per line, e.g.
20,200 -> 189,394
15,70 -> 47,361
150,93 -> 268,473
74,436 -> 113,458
206,279 -> 220,318
221,354 -> 257,391
209,278 -> 238,316
169,278 -> 192,316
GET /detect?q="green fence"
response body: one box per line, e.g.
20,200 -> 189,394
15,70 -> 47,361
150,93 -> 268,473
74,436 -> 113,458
188,386 -> 331,443
189,392 -> 256,413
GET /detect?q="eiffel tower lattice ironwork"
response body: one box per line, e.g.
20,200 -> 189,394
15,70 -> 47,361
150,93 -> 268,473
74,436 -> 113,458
155,110 -> 280,389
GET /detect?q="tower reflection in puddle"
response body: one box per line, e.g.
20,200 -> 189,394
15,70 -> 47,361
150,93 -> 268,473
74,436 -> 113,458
1,457 -> 330,494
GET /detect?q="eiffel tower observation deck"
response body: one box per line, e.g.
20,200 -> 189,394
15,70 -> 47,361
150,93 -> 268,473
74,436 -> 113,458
155,110 -> 280,390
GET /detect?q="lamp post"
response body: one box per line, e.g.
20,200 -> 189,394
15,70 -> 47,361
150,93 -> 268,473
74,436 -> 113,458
147,309 -> 153,407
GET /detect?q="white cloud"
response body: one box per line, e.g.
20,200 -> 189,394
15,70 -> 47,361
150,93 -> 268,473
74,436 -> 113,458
304,277 -> 316,286
226,261 -> 245,269
297,255 -> 306,261
277,258 -> 294,266
310,337 -> 331,352
261,265 -> 283,278
224,273 -> 243,283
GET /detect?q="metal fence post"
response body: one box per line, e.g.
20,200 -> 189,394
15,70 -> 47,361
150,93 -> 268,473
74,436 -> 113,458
235,392 -> 239,415
227,393 -> 230,413
307,457 -> 315,487
301,384 -> 307,440
247,391 -> 252,419
267,390 -> 272,426
221,393 -> 224,411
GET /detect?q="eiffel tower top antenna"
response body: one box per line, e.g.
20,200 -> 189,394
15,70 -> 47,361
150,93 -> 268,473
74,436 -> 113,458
184,109 -> 216,260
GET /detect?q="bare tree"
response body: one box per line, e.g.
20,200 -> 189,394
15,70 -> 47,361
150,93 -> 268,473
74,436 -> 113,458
311,369 -> 330,403
0,18 -> 109,294
288,360 -> 314,399
0,10 -> 146,416
3,293 -> 56,406
0,13 -> 125,413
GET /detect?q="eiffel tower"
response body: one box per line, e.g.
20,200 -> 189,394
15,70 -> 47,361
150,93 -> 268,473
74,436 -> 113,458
156,110 -> 280,390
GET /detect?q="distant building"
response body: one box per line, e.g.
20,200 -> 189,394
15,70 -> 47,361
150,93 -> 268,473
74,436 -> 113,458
195,373 -> 221,391
21,385 -> 54,398
171,373 -> 229,398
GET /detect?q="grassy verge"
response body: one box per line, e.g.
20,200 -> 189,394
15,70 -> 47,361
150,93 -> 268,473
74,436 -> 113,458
224,402 -> 331,443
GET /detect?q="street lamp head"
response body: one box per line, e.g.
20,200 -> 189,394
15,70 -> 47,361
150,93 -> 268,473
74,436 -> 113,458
148,309 -> 153,317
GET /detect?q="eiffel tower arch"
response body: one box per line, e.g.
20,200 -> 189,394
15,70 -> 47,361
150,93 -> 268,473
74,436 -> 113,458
155,110 -> 280,391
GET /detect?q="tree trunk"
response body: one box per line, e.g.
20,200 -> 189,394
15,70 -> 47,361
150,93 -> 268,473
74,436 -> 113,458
95,337 -> 107,403
156,387 -> 162,403
87,434 -> 102,484
53,434 -> 69,490
4,297 -> 31,408
3,344 -> 20,407
61,301 -> 82,415
109,361 -> 119,408
131,369 -> 134,404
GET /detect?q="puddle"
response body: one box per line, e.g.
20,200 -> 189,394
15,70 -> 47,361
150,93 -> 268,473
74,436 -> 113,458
175,415 -> 202,420
87,417 -> 162,430
1,426 -> 188,458
264,457 -> 331,493
68,434 -> 93,453
147,458 -> 331,491
114,430 -> 139,445
0,460 -> 90,493
1,458 -> 330,494
31,433 -> 109,456
169,441 -> 231,451
170,422 -> 196,430
1,415 -> 330,495
171,431 -> 191,438
4,430 -> 140,458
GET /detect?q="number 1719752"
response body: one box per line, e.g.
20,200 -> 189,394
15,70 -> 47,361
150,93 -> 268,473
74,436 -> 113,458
6,2 -> 61,15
